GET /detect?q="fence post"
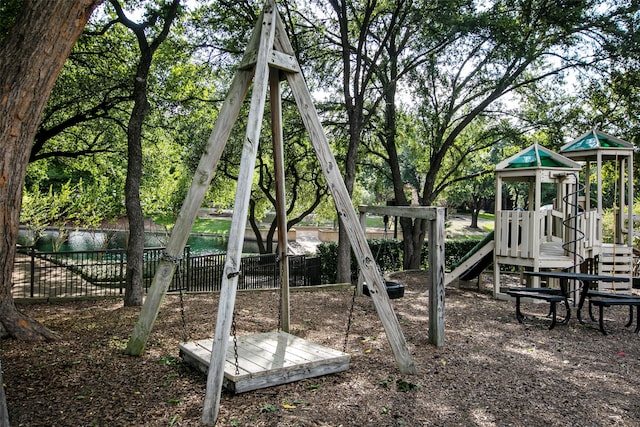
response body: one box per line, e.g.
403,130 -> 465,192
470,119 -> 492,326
185,246 -> 191,292
119,249 -> 125,294
29,246 -> 35,298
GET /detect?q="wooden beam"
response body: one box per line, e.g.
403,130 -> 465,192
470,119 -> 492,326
428,207 -> 446,346
201,1 -> 277,424
270,68 -> 290,332
123,10 -> 262,358
359,205 -> 438,220
239,50 -> 300,73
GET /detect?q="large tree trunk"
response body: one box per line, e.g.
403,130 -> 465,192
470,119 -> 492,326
114,0 -> 180,306
0,0 -> 102,339
336,128 -> 360,283
123,70 -> 148,307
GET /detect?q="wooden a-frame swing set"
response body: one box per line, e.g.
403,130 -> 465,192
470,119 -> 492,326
124,1 -> 445,424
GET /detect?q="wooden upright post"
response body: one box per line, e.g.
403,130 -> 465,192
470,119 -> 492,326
202,3 -> 277,424
270,68 -> 290,332
427,207 -> 446,346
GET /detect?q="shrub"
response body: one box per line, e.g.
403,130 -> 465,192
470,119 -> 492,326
317,238 -> 483,284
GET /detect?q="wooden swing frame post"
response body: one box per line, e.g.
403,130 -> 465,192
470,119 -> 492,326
359,205 -> 446,347
124,1 -> 418,424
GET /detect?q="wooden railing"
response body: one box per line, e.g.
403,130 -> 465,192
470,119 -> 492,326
495,210 -> 601,260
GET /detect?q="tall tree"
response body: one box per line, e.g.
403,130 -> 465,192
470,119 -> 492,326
107,0 -> 182,306
325,0 -> 405,282
365,0 -> 465,268
0,0 -> 103,339
397,0 -> 637,268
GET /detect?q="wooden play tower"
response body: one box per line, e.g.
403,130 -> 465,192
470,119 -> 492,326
560,129 -> 635,292
493,132 -> 635,296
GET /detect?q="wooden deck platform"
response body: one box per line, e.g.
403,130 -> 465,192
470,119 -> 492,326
179,331 -> 350,393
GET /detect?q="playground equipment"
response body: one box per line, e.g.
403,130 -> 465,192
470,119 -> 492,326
448,133 -> 635,297
490,136 -> 634,296
121,2 -> 447,424
560,130 -> 635,292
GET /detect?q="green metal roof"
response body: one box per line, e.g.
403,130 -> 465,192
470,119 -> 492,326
497,144 -> 580,171
507,147 -> 564,168
561,130 -> 633,153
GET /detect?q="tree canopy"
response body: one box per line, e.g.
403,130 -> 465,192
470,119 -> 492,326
10,0 -> 640,267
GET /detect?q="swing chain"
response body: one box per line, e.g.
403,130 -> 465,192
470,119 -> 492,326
343,284 -> 357,353
161,250 -> 183,266
178,287 -> 188,343
161,250 -> 189,342
231,312 -> 240,375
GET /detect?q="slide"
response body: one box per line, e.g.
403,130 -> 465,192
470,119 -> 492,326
445,231 -> 494,286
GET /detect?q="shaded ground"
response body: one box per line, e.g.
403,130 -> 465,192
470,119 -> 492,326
2,271 -> 640,426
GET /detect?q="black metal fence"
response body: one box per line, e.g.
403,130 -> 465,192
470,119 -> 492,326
12,246 -> 321,300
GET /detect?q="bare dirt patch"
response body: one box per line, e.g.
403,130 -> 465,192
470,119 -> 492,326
2,271 -> 640,426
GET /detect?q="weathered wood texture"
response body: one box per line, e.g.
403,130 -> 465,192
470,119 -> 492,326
428,208 -> 446,346
359,205 -> 438,220
270,70 -> 290,332
180,332 -> 350,394
202,4 -> 278,425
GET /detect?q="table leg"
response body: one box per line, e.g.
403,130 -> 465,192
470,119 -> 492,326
598,304 -> 608,335
625,306 -> 633,328
548,301 -> 557,330
589,301 -> 596,322
576,279 -> 590,325
514,297 -> 524,324
635,306 -> 640,334
559,298 -> 570,325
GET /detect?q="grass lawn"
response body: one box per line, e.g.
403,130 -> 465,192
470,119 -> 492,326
154,216 -> 231,234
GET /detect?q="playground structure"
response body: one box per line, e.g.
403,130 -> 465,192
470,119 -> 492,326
118,1 -> 633,422
446,131 -> 635,297
123,2 -> 446,425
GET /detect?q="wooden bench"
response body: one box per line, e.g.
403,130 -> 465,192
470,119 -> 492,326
505,288 -> 569,330
589,297 -> 640,335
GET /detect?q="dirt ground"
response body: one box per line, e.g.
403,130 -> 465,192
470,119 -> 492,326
2,271 -> 640,426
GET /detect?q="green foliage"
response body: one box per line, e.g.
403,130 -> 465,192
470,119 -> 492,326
317,237 -> 482,284
156,216 -> 232,235
316,241 -> 339,284
395,378 -> 420,392
21,182 -> 74,246
259,404 -> 279,413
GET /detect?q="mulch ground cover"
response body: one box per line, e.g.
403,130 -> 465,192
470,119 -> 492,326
2,270 -> 640,426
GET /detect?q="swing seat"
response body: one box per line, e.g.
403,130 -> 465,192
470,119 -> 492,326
179,332 -> 350,393
363,281 -> 405,299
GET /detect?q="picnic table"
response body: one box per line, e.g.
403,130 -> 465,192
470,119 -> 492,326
511,271 -> 636,334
